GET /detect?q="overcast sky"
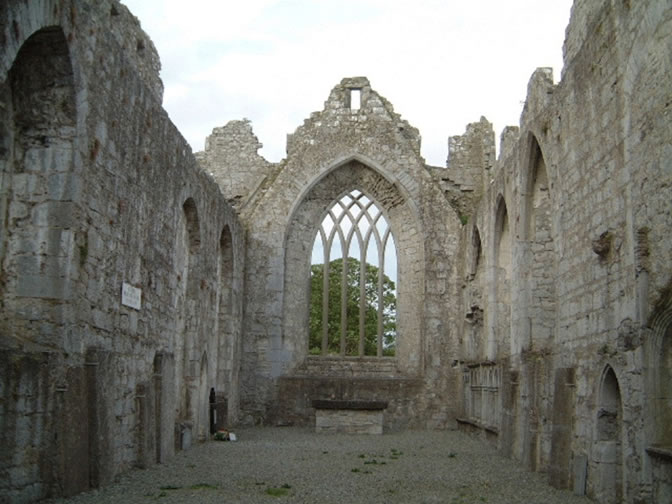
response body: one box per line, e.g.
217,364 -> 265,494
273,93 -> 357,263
122,0 -> 573,167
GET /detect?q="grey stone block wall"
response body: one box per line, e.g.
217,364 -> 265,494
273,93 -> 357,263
455,1 -> 672,502
0,1 -> 244,501
197,119 -> 273,211
1,0 -> 671,503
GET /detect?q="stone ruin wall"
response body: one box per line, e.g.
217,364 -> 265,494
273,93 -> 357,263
200,76 -> 464,431
0,1 -> 245,501
199,0 -> 672,500
450,1 -> 672,502
196,119 -> 273,213
0,0 -> 671,503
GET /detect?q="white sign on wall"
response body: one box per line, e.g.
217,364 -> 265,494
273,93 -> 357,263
121,282 -> 142,310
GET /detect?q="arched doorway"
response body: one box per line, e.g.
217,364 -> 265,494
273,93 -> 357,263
594,365 -> 623,504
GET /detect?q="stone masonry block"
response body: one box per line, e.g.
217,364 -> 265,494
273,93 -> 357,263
16,275 -> 72,300
315,409 -> 384,435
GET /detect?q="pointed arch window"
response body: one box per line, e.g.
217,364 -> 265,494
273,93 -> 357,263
309,190 -> 397,357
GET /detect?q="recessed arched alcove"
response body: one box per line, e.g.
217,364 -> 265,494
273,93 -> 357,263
2,25 -> 77,311
151,352 -> 174,463
216,226 -> 234,395
593,365 -> 623,504
522,135 -> 556,352
645,301 -> 672,502
213,225 -> 240,427
1,25 -> 84,497
182,198 -> 201,269
174,197 -> 202,425
656,323 -> 672,446
465,225 -> 485,361
8,26 -> 76,145
471,225 -> 483,279
494,195 -> 511,358
197,351 -> 209,442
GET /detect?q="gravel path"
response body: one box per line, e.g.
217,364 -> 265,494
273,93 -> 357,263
47,428 -> 592,504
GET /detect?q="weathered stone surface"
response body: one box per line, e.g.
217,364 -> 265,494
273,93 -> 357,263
312,399 -> 388,410
315,409 -> 384,435
1,0 -> 671,503
453,2 -> 672,502
1,1 -> 244,501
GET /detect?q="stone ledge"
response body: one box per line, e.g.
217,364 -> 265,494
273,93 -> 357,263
312,399 -> 388,410
646,445 -> 672,462
314,408 -> 385,434
456,417 -> 499,435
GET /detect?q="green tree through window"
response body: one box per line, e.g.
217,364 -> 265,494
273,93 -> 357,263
309,258 -> 396,356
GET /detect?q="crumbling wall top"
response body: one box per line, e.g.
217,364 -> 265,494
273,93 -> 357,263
562,0 -> 605,78
435,116 -> 494,218
519,67 -> 555,127
286,76 -> 422,158
203,119 -> 264,156
112,1 -> 163,101
198,119 -> 273,210
0,1 -> 163,102
498,125 -> 520,164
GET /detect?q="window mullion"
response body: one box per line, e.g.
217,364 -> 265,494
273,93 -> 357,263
340,246 -> 348,356
377,233 -> 385,357
321,257 -> 330,356
359,237 -> 367,357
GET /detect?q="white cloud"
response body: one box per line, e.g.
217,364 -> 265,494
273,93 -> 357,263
122,0 -> 572,164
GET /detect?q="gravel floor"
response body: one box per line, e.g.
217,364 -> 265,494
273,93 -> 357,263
47,427 -> 592,504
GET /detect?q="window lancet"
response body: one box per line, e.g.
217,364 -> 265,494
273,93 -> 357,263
309,190 -> 397,357
349,88 -> 361,110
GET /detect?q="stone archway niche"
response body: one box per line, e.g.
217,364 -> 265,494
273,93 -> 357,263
283,159 -> 424,376
593,366 -> 623,504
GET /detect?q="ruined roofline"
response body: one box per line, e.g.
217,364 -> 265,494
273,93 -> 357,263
286,76 -> 423,160
110,1 -> 165,102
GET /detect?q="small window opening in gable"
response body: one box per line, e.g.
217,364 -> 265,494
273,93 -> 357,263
349,88 -> 361,111
309,190 -> 397,357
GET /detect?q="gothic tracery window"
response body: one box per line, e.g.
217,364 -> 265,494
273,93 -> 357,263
309,190 -> 397,357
